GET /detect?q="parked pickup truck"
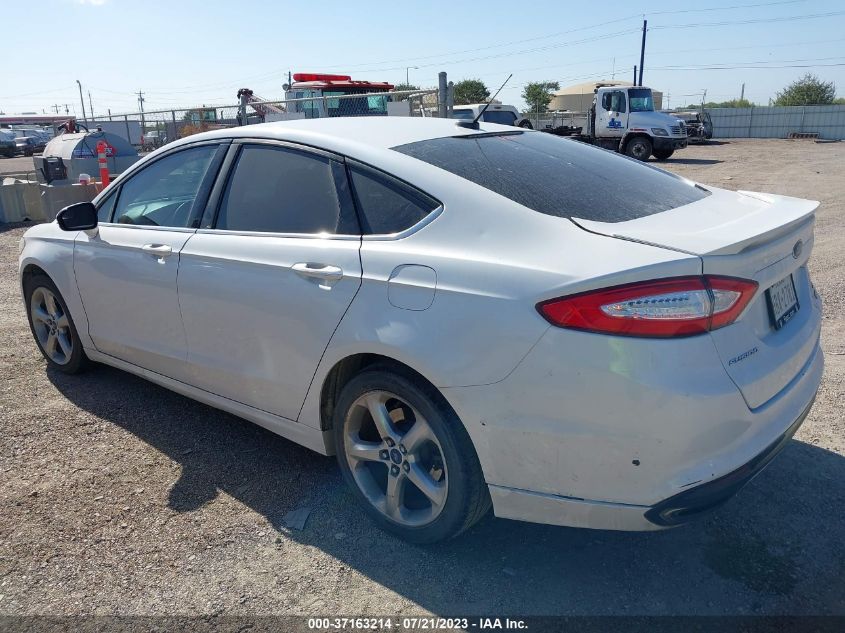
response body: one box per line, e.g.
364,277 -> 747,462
0,130 -> 16,157
535,85 -> 688,160
669,110 -> 713,143
451,103 -> 534,128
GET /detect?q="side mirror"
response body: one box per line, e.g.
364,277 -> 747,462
56,202 -> 98,231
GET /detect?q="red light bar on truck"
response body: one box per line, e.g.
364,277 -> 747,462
293,73 -> 352,82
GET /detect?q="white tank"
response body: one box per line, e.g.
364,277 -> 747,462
35,129 -> 140,184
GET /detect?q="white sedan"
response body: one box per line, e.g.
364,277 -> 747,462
19,117 -> 823,543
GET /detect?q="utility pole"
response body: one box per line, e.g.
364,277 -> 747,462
638,19 -> 647,86
740,83 -> 745,102
405,66 -> 418,86
64,104 -> 70,115
51,104 -> 60,114
611,57 -> 616,80
438,72 -> 447,118
76,79 -> 88,124
633,66 -> 637,84
137,90 -> 146,138
88,91 -> 95,121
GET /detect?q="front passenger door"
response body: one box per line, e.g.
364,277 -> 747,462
74,143 -> 224,380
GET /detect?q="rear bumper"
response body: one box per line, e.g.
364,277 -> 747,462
486,383 -> 817,532
644,392 -> 814,526
442,324 -> 824,531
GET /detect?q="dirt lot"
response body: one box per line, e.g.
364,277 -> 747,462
0,139 -> 843,617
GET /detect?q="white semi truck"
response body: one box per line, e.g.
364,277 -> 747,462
537,85 -> 688,161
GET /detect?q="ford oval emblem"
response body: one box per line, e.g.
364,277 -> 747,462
792,240 -> 803,259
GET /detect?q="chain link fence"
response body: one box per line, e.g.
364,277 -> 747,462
88,90 -> 442,151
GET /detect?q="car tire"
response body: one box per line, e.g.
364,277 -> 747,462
625,136 -> 653,161
518,120 -> 534,129
653,148 -> 674,160
333,366 -> 491,543
24,273 -> 89,374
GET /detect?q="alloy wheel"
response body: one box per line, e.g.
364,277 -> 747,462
342,390 -> 448,527
30,287 -> 73,365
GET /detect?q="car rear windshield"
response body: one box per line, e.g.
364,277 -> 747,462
392,132 -> 709,223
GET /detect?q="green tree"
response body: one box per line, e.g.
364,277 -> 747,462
688,98 -> 754,109
774,73 -> 836,106
392,83 -> 420,101
522,81 -> 560,114
453,79 -> 490,105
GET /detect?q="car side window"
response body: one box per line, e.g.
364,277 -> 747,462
215,144 -> 359,235
112,145 -> 218,228
348,164 -> 440,235
96,191 -> 118,223
482,110 -> 517,126
611,91 -> 627,113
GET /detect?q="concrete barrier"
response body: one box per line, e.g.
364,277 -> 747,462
39,182 -> 100,221
0,180 -> 99,223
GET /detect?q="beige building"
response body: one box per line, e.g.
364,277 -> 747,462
548,80 -> 664,112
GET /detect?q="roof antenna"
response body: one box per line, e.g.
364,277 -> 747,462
457,73 -> 513,129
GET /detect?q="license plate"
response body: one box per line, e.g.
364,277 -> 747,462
766,274 -> 800,330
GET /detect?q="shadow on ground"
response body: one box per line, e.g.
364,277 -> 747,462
48,363 -> 845,616
658,158 -> 723,166
0,220 -> 34,234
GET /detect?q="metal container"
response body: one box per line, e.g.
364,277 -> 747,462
33,129 -> 139,184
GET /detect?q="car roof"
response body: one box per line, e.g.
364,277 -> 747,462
169,117 -> 513,154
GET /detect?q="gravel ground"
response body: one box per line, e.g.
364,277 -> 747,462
0,139 -> 843,617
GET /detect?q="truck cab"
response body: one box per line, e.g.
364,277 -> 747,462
284,73 -> 395,118
591,85 -> 688,160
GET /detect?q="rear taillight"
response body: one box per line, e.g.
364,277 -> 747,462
537,276 -> 758,338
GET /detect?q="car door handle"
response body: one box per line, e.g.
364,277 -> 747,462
292,262 -> 343,282
141,244 -> 173,257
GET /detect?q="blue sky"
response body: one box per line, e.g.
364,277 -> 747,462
2,0 -> 844,115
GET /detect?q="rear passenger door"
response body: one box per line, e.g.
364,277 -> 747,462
177,141 -> 363,421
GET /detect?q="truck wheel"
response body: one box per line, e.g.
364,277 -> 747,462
518,120 -> 533,129
653,148 -> 674,160
625,137 -> 652,161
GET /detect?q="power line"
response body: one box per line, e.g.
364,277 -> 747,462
646,0 -> 805,15
646,36 -> 845,57
82,0 -> 816,98
652,10 -> 845,29
655,55 -> 845,69
336,28 -> 642,74
317,0 -> 809,70
652,62 -> 845,70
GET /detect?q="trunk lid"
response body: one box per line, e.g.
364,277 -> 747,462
572,187 -> 821,410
